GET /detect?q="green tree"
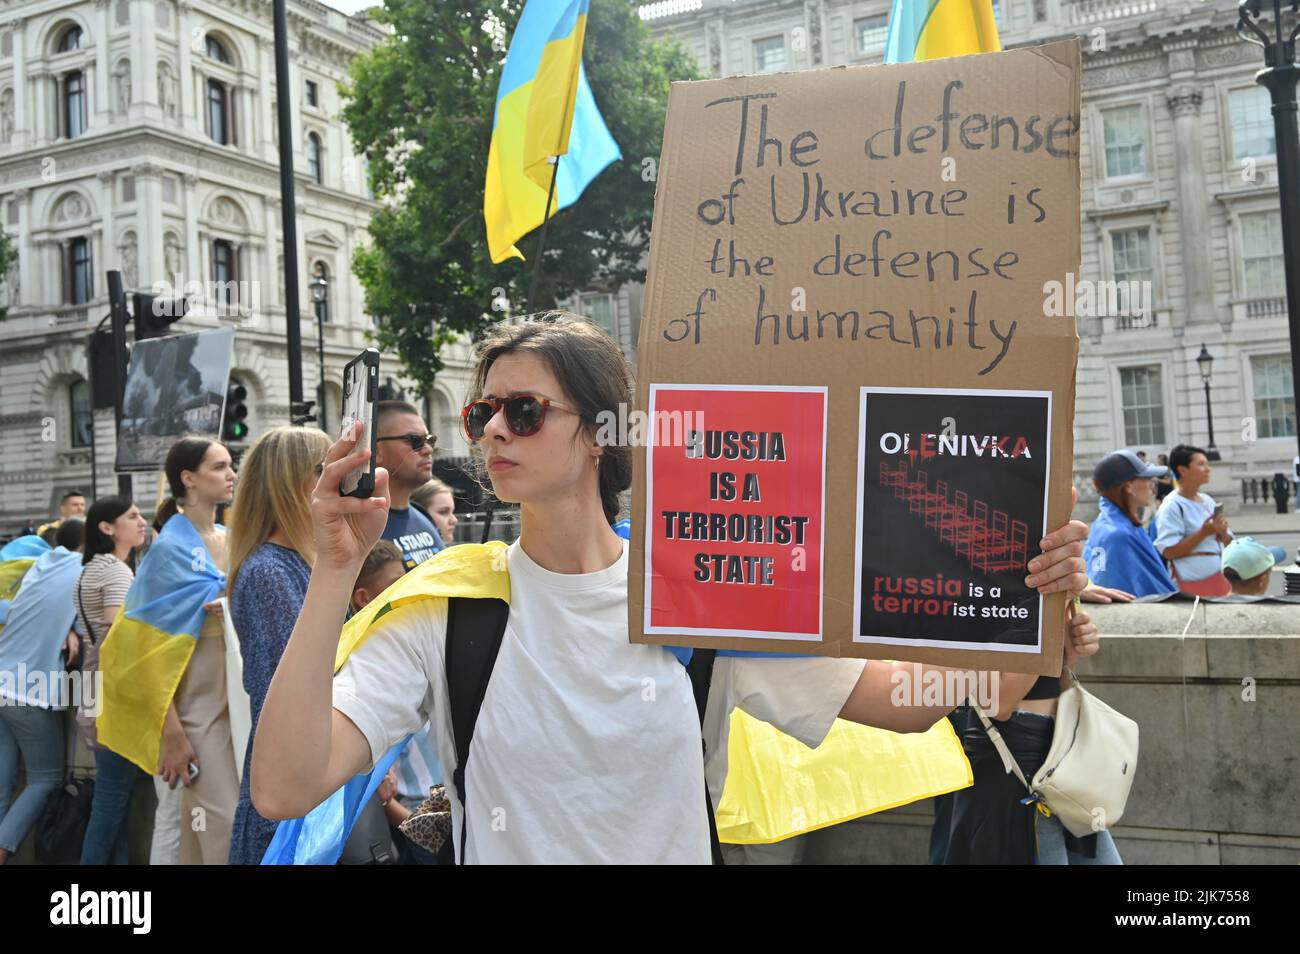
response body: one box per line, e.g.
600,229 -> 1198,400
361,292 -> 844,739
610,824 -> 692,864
342,0 -> 700,393
0,229 -> 14,321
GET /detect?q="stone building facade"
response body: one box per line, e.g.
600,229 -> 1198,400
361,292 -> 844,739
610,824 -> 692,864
639,0 -> 1297,508
0,0 -> 407,527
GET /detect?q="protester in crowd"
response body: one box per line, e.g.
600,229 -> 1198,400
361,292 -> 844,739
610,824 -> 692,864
411,479 -> 459,546
1084,450 -> 1176,597
1221,537 -> 1286,597
375,402 -> 445,571
0,519 -> 84,864
1154,444 -> 1233,596
36,490 -> 89,541
97,437 -> 238,864
77,497 -> 149,864
370,409 -> 450,815
1154,454 -> 1175,502
346,539 -> 435,864
251,313 -> 1089,863
349,541 -> 405,616
60,491 -> 87,519
944,604 -> 1120,864
226,426 -> 332,865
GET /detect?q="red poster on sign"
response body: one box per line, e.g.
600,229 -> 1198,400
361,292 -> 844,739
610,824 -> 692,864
644,384 -> 827,641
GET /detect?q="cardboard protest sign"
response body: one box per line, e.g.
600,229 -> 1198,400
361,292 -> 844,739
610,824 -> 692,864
630,41 -> 1081,674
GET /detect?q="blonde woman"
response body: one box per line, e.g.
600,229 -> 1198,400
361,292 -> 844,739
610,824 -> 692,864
411,478 -> 459,545
226,425 -> 331,864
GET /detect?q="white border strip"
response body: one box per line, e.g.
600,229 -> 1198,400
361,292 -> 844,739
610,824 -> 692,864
644,383 -> 828,642
852,385 -> 1052,655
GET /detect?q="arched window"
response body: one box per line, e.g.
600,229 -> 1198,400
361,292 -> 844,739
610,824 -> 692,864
64,70 -> 86,139
211,238 -> 238,304
306,133 -> 322,183
70,379 -> 92,447
57,25 -> 83,53
66,237 -> 92,304
207,78 -> 232,145
205,36 -> 231,64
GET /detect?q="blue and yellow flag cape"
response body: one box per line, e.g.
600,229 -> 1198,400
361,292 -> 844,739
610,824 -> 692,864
97,513 -> 225,773
0,535 -> 52,631
266,540 -> 969,859
884,0 -> 1001,64
263,543 -> 511,864
484,0 -> 620,263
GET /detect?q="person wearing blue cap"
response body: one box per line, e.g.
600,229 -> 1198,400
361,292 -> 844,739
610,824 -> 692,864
1221,538 -> 1287,596
1084,449 -> 1176,597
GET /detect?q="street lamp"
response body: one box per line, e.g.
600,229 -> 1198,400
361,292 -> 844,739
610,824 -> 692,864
1196,344 -> 1222,462
1238,1 -> 1300,466
309,266 -> 328,433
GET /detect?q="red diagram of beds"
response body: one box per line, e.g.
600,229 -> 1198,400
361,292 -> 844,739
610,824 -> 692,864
878,461 -> 1030,574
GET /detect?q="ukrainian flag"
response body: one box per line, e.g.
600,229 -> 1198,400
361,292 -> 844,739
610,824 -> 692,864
97,513 -> 225,773
263,543 -> 511,864
884,0 -> 1001,64
0,535 -> 51,629
484,0 -> 620,264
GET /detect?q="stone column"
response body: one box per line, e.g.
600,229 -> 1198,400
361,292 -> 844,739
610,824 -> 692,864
9,18 -> 28,149
263,193 -> 280,309
97,169 -> 116,277
95,0 -> 111,123
1165,47 -> 1216,330
178,0 -> 198,133
182,172 -> 201,294
10,187 -> 30,306
257,35 -> 275,161
132,162 -> 165,292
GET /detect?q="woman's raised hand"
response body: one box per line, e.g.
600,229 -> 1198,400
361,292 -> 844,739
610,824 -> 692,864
311,420 -> 390,572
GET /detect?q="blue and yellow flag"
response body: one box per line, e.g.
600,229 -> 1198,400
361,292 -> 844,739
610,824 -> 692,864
97,513 -> 225,773
0,535 -> 51,629
884,0 -> 1001,64
263,543 -> 511,864
484,0 -> 620,263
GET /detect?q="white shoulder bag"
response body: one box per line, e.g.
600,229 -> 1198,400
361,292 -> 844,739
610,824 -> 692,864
970,671 -> 1139,838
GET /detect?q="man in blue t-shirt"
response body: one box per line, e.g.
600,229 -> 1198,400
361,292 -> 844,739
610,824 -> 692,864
374,401 -> 445,568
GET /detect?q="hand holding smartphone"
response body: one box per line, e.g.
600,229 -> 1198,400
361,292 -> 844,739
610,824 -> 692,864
340,348 -> 380,498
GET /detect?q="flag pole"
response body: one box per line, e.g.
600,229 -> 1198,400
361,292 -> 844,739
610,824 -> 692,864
526,156 -> 560,311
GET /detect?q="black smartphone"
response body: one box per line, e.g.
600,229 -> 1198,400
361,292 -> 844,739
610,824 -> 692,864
340,348 -> 380,498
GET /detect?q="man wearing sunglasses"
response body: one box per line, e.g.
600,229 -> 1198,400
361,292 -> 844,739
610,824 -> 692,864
372,400 -> 447,841
374,401 -> 445,571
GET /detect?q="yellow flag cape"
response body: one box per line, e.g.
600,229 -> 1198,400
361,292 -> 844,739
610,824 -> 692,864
336,540 -> 971,845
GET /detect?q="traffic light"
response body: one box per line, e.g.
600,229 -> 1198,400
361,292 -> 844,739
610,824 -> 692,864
132,292 -> 188,340
222,380 -> 249,442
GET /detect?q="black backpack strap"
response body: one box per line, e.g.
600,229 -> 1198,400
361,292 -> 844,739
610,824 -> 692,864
684,648 -> 724,865
443,595 -> 509,865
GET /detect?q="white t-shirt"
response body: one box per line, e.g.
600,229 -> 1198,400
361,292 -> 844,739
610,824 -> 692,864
1154,491 -> 1231,582
332,538 -> 864,864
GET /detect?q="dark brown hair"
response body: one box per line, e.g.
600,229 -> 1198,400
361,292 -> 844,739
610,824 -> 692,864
354,539 -> 402,594
155,436 -> 220,528
468,313 -> 631,524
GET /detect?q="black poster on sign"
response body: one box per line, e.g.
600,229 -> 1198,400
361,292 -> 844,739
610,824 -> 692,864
853,387 -> 1051,652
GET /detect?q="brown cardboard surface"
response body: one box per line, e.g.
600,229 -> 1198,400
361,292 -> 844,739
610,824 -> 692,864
631,41 -> 1082,675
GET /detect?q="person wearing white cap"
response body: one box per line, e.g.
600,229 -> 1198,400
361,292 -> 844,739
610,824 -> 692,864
1221,538 -> 1288,597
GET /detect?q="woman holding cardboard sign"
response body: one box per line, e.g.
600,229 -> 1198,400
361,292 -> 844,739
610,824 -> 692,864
251,314 -> 1089,864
